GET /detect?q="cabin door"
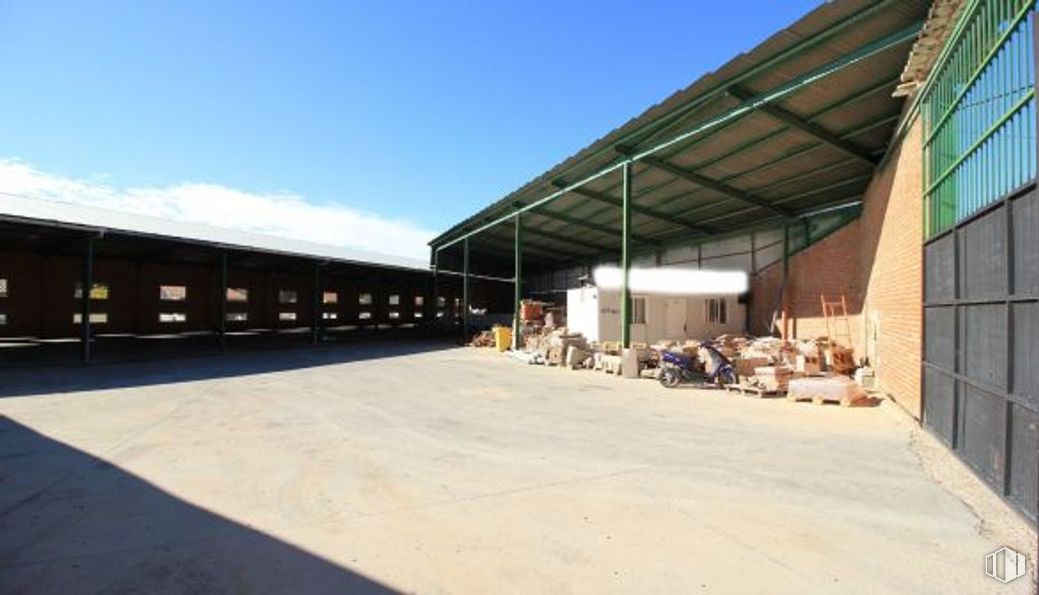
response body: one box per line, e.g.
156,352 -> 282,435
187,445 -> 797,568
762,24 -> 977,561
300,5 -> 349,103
665,298 -> 686,339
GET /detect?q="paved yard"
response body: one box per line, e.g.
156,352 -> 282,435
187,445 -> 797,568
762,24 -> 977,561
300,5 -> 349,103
0,341 -> 1033,594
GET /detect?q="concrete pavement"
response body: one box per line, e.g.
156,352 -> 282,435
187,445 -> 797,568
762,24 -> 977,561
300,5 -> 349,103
0,341 -> 1034,594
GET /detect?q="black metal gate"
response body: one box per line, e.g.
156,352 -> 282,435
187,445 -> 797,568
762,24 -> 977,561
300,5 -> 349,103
923,183 -> 1039,521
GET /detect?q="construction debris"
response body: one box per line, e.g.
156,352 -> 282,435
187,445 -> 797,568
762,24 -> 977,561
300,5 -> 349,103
494,302 -> 869,407
787,376 -> 867,407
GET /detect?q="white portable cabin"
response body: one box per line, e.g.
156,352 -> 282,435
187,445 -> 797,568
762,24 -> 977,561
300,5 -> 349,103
566,286 -> 745,344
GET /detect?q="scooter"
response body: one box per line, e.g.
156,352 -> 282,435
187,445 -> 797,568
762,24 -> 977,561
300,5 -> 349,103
658,341 -> 737,389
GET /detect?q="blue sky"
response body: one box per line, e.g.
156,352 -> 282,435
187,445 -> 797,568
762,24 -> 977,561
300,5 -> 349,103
0,1 -> 820,258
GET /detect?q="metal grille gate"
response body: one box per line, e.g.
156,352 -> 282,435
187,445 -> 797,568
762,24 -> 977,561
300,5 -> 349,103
923,183 -> 1039,521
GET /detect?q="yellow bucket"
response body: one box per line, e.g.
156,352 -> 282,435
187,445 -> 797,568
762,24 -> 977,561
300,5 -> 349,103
493,326 -> 512,352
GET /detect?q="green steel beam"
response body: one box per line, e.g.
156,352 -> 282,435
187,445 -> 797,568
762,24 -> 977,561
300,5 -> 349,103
600,76 -> 900,202
519,221 -> 621,253
922,0 -> 1034,148
580,76 -> 900,225
526,203 -> 662,245
467,232 -> 561,262
515,31 -> 911,247
727,85 -> 879,165
430,1 -> 910,249
639,155 -> 794,217
925,89 -> 1036,194
620,162 -> 632,349
513,213 -> 522,350
462,238 -> 469,338
432,21 -> 921,255
661,114 -> 896,218
616,0 -> 903,153
469,215 -> 597,257
628,24 -> 920,162
557,181 -> 716,235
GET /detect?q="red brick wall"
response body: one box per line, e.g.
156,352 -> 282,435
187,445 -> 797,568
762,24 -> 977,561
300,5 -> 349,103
751,119 -> 924,418
858,120 -> 923,417
749,220 -> 864,347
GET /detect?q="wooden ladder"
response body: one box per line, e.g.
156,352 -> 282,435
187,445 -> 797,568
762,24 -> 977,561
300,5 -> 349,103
820,294 -> 853,347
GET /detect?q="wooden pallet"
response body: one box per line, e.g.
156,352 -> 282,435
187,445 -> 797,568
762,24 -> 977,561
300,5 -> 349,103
724,384 -> 786,398
786,392 -> 865,407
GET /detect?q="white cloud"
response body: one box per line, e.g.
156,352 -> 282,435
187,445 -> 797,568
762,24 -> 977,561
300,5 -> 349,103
0,158 -> 435,261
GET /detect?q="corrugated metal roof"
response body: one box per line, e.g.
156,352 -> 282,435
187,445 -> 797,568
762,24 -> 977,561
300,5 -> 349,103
431,0 -> 930,270
0,195 -> 430,272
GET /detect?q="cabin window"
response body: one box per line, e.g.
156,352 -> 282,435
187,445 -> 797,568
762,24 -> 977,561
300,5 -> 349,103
388,294 -> 400,306
322,291 -> 338,304
358,293 -> 373,306
0,278 -> 8,298
73,312 -> 108,324
414,295 -> 424,307
227,288 -> 249,302
279,312 -> 297,321
322,312 -> 338,320
359,311 -> 372,320
226,312 -> 248,322
159,312 -> 187,323
706,298 -> 728,324
631,297 -> 647,325
278,290 -> 297,304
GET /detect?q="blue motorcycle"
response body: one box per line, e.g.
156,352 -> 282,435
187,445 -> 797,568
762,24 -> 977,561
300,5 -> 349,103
658,342 -> 736,389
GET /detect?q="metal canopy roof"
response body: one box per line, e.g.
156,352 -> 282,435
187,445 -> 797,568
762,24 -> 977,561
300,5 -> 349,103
0,194 -> 430,273
430,0 -> 930,271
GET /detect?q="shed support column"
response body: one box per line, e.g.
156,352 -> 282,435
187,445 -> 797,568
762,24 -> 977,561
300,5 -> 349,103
80,233 -> 94,363
218,250 -> 227,352
781,222 -> 791,340
462,238 -> 470,341
312,262 -> 321,344
620,161 -> 633,349
513,213 -> 522,350
432,252 -> 439,331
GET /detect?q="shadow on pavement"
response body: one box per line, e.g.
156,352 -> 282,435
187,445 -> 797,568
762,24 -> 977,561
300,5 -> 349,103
0,338 -> 455,398
0,417 -> 398,594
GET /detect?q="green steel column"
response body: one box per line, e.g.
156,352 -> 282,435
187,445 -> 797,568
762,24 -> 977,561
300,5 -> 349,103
781,222 -> 791,339
620,161 -> 633,348
462,238 -> 470,340
218,250 -> 227,352
513,213 -> 522,350
80,233 -> 94,363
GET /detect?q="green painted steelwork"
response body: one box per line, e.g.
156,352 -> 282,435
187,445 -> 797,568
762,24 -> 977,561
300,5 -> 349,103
432,21 -> 922,256
613,0 -> 903,154
639,155 -> 794,217
620,162 -> 633,349
727,86 -> 878,165
513,213 -> 522,351
462,238 -> 469,338
921,0 -> 1037,237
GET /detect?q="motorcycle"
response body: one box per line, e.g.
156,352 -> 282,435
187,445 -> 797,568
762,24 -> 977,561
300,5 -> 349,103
658,341 -> 737,389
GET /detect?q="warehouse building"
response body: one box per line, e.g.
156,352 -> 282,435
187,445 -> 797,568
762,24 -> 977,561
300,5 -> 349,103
0,194 -> 500,363
430,0 -> 1038,521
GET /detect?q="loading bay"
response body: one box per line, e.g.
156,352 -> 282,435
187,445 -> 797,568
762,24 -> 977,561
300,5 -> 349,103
1,341 -> 1032,594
